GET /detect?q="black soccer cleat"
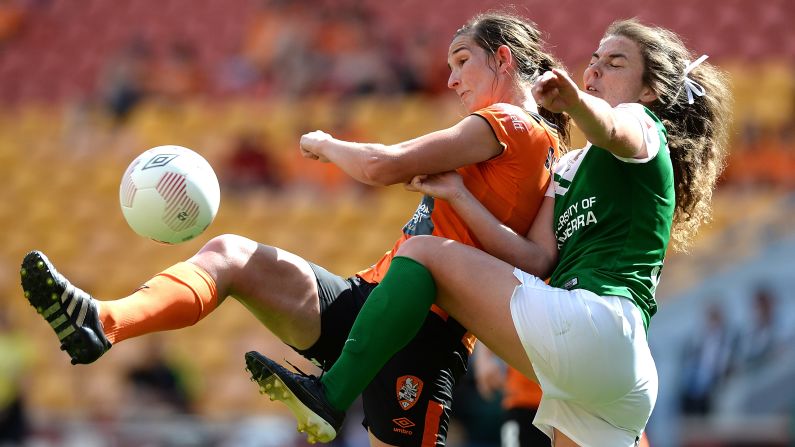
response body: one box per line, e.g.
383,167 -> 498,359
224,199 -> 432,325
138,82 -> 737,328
20,251 -> 111,365
244,351 -> 345,444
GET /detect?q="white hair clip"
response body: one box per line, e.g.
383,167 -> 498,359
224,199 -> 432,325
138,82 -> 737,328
683,55 -> 709,104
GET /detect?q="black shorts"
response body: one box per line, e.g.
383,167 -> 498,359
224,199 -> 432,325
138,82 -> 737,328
502,407 -> 548,446
294,262 -> 470,446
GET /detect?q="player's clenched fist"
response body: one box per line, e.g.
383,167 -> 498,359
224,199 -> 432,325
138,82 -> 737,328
405,171 -> 467,203
300,130 -> 332,162
532,68 -> 581,113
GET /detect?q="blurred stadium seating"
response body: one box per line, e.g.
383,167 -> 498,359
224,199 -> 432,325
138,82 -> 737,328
0,0 -> 793,445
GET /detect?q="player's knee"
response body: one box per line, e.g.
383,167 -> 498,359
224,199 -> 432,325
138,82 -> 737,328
201,233 -> 250,255
394,235 -> 439,265
196,234 -> 258,269
395,236 -> 436,263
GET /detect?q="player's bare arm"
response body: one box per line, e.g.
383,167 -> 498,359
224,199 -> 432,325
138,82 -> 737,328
407,172 -> 557,278
299,114 -> 501,186
533,68 -> 650,159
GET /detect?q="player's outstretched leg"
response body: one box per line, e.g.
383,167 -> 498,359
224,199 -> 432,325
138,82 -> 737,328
20,251 -> 111,364
244,351 -> 345,444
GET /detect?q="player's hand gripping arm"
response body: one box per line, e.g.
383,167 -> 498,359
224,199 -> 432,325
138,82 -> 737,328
406,172 -> 557,279
298,115 -> 502,187
532,68 -> 649,159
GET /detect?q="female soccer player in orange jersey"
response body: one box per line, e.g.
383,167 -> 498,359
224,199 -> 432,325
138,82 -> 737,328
21,11 -> 568,447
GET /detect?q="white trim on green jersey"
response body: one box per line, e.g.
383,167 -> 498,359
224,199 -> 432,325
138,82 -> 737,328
610,103 -> 662,164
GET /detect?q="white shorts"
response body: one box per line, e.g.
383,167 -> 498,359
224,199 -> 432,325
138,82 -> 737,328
509,269 -> 658,447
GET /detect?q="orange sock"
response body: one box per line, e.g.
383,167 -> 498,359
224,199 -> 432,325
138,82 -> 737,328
98,262 -> 218,344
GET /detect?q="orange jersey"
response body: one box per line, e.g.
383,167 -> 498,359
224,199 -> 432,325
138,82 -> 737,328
503,366 -> 542,410
357,103 -> 560,351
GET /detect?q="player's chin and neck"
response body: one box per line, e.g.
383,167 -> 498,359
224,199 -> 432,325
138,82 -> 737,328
461,96 -> 485,113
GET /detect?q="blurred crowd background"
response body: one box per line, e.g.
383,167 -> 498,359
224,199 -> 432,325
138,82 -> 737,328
0,0 -> 793,446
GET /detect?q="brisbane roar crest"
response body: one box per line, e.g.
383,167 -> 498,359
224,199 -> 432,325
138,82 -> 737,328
396,375 -> 424,410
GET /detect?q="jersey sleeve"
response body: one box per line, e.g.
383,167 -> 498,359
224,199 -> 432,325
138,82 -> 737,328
471,104 -> 513,158
472,103 -> 558,168
611,103 -> 665,164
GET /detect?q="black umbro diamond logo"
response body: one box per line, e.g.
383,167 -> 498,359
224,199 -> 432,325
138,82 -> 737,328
143,154 -> 179,170
392,417 -> 415,428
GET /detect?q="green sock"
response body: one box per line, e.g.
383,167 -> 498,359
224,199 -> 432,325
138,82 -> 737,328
321,256 -> 437,411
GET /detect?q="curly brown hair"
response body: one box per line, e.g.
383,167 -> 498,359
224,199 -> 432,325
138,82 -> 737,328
605,19 -> 733,252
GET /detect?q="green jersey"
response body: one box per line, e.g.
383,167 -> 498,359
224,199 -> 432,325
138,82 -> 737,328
548,104 -> 674,329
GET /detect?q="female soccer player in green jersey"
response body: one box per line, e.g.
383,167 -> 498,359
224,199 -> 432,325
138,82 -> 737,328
246,18 -> 732,447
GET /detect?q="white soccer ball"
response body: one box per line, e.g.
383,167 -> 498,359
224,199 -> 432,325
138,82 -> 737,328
119,145 -> 220,244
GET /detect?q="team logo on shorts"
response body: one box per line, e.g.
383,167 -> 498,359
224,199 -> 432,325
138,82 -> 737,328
396,375 -> 424,410
392,417 -> 415,429
392,417 -> 415,436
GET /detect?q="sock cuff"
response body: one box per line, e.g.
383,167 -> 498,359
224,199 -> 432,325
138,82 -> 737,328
389,256 -> 435,289
391,255 -> 428,269
157,262 -> 218,319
